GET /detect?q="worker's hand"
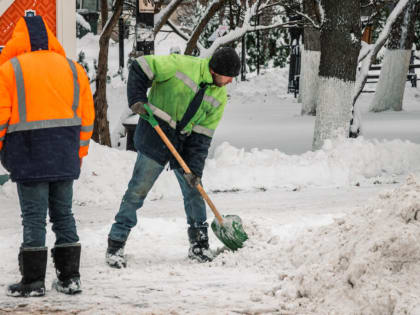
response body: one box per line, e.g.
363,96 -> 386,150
80,158 -> 83,168
130,102 -> 147,115
184,172 -> 201,188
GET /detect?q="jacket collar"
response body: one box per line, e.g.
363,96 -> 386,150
201,58 -> 214,85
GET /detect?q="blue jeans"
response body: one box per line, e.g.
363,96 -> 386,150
17,181 -> 79,247
109,152 -> 207,242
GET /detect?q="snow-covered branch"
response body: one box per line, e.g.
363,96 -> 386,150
154,0 -> 183,36
291,10 -> 320,29
99,16 -> 113,38
198,0 -> 302,57
200,1 -> 259,58
184,0 -> 229,55
250,21 -> 300,32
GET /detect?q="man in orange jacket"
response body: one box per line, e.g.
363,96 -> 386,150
0,16 -> 95,297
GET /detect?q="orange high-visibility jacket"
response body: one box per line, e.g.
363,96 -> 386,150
0,16 -> 95,182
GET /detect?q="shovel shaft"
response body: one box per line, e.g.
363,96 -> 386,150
153,125 -> 224,225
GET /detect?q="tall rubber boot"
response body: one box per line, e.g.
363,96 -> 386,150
51,243 -> 82,295
188,227 -> 213,262
7,247 -> 48,297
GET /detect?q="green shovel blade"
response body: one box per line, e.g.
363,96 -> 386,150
0,174 -> 9,186
211,214 -> 248,251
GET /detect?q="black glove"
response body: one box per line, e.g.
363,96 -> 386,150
184,172 -> 201,188
130,101 -> 147,115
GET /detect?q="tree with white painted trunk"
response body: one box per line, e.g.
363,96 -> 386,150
300,0 -> 321,116
350,0 -> 411,136
312,0 -> 361,150
370,0 -> 419,112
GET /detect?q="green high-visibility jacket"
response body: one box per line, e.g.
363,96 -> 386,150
137,54 -> 227,137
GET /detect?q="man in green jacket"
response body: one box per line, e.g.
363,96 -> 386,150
106,47 -> 240,266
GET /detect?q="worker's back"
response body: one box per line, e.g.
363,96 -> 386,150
0,16 -> 94,182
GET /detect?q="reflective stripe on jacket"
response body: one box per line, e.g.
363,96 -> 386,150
0,16 -> 95,182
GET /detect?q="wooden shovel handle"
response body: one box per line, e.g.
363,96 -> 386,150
154,125 -> 224,224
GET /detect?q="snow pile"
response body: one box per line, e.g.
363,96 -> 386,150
2,136 -> 420,206
275,175 -> 420,314
206,136 -> 420,191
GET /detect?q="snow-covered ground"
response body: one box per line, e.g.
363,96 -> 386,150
1,31 -> 420,314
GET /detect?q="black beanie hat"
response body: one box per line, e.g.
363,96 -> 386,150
209,47 -> 241,77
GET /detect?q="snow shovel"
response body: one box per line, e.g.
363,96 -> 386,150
140,104 -> 248,251
0,174 -> 9,185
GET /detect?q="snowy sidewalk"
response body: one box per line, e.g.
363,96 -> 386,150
0,183 -> 392,314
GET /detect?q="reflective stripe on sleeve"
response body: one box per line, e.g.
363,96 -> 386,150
0,135 -> 4,141
80,139 -> 90,147
137,57 -> 154,80
0,122 -> 8,131
148,103 -> 177,129
192,125 -> 214,137
66,59 -> 80,114
81,124 -> 94,132
10,58 -> 27,122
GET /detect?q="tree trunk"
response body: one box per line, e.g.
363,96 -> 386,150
370,0 -> 418,112
184,0 -> 228,55
92,0 -> 124,146
300,0 -> 321,116
312,0 -> 361,150
100,0 -> 108,29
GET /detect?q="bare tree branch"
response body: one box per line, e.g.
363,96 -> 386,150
166,20 -> 190,41
276,0 -> 321,28
258,1 -> 284,12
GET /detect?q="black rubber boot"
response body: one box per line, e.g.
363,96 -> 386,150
51,243 -> 82,295
106,238 -> 127,269
188,227 -> 213,262
7,247 -> 48,297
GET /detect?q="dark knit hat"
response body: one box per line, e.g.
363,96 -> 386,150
209,47 -> 241,77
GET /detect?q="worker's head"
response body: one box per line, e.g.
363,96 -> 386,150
209,47 -> 240,87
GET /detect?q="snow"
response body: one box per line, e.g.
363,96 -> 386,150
1,24 -> 420,314
276,176 -> 420,314
76,13 -> 91,31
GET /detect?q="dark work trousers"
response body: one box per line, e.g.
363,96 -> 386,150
17,180 -> 79,247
